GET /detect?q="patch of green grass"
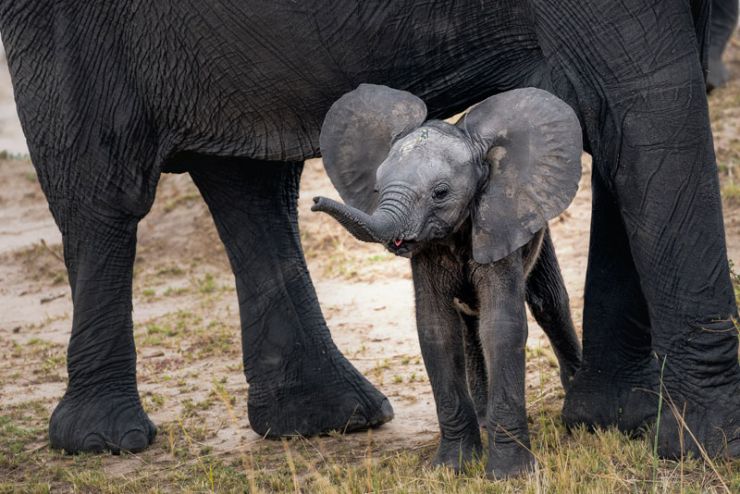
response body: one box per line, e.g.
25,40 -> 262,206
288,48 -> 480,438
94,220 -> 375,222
137,310 -> 239,359
1,399 -> 739,492
527,346 -> 559,370
163,285 -> 190,297
147,322 -> 180,338
8,339 -> 66,382
367,253 -> 395,263
0,401 -> 51,486
0,416 -> 41,458
142,392 -> 166,413
0,150 -> 30,161
139,314 -> 189,348
722,182 -> 740,204
197,273 -> 217,294
11,241 -> 67,285
137,422 -> 737,493
181,398 -> 210,417
38,353 -> 65,380
370,358 -> 391,382
210,381 -> 236,406
156,265 -> 186,278
189,320 -> 238,359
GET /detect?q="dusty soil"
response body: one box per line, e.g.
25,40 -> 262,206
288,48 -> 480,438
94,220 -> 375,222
0,35 -> 738,491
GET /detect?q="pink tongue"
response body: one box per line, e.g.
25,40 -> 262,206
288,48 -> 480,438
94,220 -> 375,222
394,239 -> 403,247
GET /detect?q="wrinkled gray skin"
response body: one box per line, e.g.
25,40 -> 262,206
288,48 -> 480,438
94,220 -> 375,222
313,86 -> 584,478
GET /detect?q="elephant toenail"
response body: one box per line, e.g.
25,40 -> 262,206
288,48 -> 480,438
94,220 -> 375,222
378,398 -> 394,423
119,429 -> 151,453
81,432 -> 107,453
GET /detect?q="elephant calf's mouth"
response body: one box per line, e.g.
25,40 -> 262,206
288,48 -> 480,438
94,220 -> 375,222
387,239 -> 417,257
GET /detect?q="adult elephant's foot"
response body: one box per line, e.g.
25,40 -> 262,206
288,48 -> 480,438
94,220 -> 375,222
651,317 -> 740,458
656,373 -> 740,458
562,355 -> 660,435
486,433 -> 535,480
49,386 -> 156,454
246,355 -> 393,437
432,426 -> 483,473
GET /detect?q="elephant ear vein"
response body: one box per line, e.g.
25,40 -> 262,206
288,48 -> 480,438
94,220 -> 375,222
462,88 -> 582,264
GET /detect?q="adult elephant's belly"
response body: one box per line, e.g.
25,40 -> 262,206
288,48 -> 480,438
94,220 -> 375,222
152,0 -> 544,164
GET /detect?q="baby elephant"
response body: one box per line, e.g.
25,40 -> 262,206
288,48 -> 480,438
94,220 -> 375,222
312,85 -> 583,478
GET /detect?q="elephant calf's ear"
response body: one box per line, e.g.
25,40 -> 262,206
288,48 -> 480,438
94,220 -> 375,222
460,88 -> 582,264
320,84 -> 427,214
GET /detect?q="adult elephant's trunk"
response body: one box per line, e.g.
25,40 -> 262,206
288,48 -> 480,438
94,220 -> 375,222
311,197 -> 400,244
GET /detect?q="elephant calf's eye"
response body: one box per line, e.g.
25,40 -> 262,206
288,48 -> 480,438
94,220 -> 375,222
432,185 -> 449,201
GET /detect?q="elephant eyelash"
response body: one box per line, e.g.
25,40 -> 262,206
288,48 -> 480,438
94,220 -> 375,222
432,184 -> 449,200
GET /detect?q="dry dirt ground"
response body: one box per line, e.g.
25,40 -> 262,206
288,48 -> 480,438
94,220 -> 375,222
1,37 -> 740,493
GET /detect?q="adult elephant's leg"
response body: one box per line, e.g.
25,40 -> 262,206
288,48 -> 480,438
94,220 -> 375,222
189,158 -> 392,437
561,166 -> 658,433
613,89 -> 739,458
49,200 -> 156,453
707,0 -> 738,91
533,0 -> 739,458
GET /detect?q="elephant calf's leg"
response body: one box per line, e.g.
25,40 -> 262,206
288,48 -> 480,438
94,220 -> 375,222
461,313 -> 488,427
412,253 -> 482,472
706,0 -> 738,91
525,229 -> 581,390
475,255 -> 535,479
189,158 -> 391,438
49,202 -> 155,454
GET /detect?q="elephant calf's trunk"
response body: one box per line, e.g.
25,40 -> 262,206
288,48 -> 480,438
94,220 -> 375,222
311,197 -> 397,244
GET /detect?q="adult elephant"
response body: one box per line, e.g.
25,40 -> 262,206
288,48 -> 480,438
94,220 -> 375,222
0,1 -> 737,458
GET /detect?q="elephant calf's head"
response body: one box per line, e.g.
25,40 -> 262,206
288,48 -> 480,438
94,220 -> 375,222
312,84 -> 583,263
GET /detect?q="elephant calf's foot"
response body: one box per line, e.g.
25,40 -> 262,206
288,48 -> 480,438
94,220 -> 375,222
656,379 -> 740,459
432,427 -> 483,473
49,387 -> 156,454
562,358 -> 659,435
247,360 -> 393,437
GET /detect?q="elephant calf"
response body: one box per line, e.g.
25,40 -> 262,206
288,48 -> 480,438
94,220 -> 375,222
312,85 -> 583,478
